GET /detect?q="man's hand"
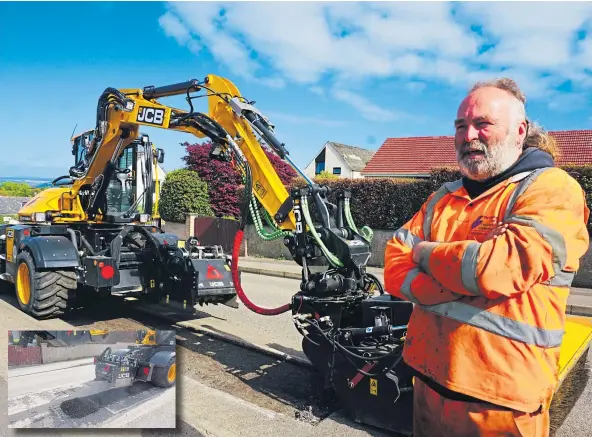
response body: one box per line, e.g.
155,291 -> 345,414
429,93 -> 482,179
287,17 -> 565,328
484,222 -> 509,240
412,241 -> 439,265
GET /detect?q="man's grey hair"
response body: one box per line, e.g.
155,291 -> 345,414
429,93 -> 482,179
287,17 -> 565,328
469,77 -> 526,127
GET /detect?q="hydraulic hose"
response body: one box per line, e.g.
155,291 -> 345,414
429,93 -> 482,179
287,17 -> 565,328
231,229 -> 291,315
213,128 -> 291,316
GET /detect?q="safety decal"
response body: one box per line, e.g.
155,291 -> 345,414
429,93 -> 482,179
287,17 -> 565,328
255,180 -> 267,198
469,215 -> 498,237
206,264 -> 224,279
369,378 -> 378,395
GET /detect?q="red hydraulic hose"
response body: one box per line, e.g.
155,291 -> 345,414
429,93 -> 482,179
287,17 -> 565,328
231,229 -> 291,315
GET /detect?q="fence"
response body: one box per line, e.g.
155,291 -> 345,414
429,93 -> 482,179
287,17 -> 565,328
8,345 -> 42,367
194,217 -> 240,253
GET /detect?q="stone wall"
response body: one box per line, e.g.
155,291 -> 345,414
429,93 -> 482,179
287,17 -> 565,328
40,342 -> 136,364
163,220 -> 188,240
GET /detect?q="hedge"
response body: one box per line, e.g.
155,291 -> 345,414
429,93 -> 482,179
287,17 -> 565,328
283,165 -> 592,234
158,169 -> 213,222
235,164 -> 592,234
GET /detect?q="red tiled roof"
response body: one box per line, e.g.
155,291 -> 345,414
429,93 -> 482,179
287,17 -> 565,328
361,130 -> 592,175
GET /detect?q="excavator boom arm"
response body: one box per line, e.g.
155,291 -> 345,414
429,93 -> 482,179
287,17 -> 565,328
74,75 -> 298,228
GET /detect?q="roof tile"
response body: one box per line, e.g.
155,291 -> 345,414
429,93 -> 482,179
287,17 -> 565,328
362,130 -> 592,175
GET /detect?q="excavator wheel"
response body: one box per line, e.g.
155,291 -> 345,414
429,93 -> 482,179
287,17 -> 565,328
151,356 -> 176,388
15,251 -> 77,319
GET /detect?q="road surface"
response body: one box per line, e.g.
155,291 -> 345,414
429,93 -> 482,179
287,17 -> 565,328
1,272 -> 591,437
7,358 -> 175,428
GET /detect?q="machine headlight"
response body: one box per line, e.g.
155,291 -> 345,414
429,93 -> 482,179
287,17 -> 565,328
139,214 -> 149,223
32,212 -> 46,222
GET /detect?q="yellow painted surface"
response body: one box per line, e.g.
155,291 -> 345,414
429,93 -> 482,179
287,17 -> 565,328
557,314 -> 592,388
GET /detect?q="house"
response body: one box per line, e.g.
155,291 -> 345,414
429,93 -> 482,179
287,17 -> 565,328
0,196 -> 30,215
304,141 -> 376,179
361,130 -> 592,178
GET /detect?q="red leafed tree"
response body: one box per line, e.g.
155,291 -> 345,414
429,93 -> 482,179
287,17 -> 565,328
182,141 -> 298,218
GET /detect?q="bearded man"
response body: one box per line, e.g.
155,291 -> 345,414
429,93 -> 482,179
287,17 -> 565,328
384,78 -> 590,437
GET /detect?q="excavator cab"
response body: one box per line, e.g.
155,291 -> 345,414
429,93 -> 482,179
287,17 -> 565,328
70,131 -> 164,222
70,130 -> 95,178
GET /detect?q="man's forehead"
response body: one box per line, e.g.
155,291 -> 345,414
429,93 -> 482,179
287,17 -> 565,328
456,89 -> 509,121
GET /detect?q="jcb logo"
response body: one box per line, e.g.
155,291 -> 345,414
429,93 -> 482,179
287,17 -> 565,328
293,204 -> 303,234
137,107 -> 165,126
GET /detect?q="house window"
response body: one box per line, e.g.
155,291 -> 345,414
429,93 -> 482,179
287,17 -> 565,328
333,167 -> 341,175
316,162 -> 325,174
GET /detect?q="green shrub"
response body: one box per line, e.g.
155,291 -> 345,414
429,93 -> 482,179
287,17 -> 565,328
158,169 -> 214,223
290,176 -> 434,231
238,164 -> 592,235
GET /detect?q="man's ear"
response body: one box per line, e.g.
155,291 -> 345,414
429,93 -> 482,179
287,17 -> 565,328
518,119 -> 529,146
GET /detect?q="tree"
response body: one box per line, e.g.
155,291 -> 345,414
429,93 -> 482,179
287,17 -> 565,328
261,145 -> 298,185
315,170 -> 339,180
158,169 -> 213,223
183,142 -> 243,218
182,140 -> 298,219
0,181 -> 36,197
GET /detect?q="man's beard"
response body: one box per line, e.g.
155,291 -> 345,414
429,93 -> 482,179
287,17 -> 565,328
456,135 -> 520,182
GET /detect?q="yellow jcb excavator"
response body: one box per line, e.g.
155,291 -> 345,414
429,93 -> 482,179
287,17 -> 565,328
0,75 -> 590,434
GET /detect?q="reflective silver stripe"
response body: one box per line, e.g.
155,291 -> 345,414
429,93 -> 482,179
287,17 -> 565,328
394,227 -> 422,249
460,241 -> 482,295
400,267 -> 421,304
503,168 -> 551,220
505,214 -> 568,284
544,270 -> 575,287
420,301 -> 564,348
417,243 -> 436,275
423,179 -> 463,241
502,167 -> 573,286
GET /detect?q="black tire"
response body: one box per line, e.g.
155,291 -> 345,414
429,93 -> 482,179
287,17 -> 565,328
150,355 -> 176,388
15,251 -> 77,319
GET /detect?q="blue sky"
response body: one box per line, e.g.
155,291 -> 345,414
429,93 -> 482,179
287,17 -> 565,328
1,1 -> 591,178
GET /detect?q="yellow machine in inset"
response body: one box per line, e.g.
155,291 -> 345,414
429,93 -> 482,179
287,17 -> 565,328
136,329 -> 157,345
0,75 -> 590,434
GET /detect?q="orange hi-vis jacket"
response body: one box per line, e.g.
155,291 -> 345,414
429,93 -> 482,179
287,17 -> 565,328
384,166 -> 590,413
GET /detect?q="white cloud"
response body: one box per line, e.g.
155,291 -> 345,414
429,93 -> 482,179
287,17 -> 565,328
266,111 -> 346,127
310,86 -> 325,97
406,81 -> 427,93
159,2 -> 592,119
332,89 -> 402,122
159,12 -> 202,54
159,12 -> 191,45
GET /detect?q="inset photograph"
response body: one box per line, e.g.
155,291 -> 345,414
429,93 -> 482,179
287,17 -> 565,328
7,329 -> 176,428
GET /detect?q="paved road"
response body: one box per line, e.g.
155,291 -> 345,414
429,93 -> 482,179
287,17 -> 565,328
7,359 -> 175,428
1,272 -> 591,436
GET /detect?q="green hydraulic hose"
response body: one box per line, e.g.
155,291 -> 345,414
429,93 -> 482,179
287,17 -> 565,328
249,195 -> 291,240
301,196 -> 343,268
344,198 -> 373,242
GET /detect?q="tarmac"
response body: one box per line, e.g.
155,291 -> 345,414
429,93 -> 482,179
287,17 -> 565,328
237,256 -> 592,317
